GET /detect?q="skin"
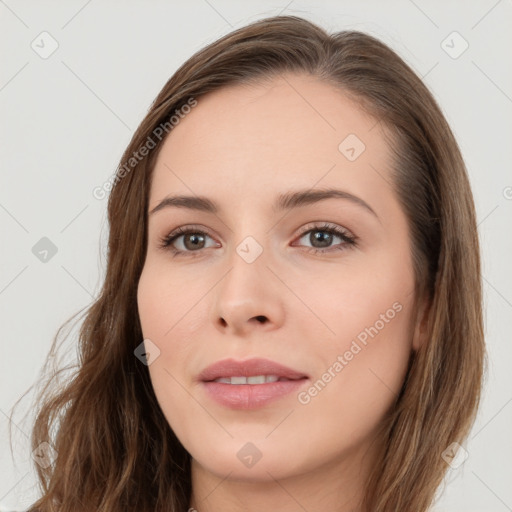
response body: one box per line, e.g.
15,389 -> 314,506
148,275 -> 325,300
137,73 -> 428,512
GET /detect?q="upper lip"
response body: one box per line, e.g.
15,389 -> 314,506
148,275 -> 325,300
199,357 -> 309,382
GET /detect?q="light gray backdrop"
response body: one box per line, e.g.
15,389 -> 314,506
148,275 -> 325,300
1,1 -> 511,511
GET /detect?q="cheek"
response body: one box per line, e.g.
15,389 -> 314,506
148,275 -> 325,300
298,280 -> 414,438
137,261 -> 198,339
294,254 -> 413,349
137,259 -> 165,325
294,310 -> 413,462
137,262 -> 204,385
296,252 -> 415,418
136,267 -> 196,428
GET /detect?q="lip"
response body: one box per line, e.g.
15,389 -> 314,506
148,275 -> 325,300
199,357 -> 309,410
198,357 -> 309,382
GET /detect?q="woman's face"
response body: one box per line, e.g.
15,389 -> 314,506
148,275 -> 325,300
137,73 -> 423,484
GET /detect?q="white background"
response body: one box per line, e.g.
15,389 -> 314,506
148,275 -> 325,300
1,1 -> 511,511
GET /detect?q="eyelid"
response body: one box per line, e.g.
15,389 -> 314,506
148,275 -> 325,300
294,221 -> 355,240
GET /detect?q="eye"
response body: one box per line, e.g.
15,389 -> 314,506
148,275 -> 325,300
158,222 -> 357,257
158,225 -> 219,257
292,222 -> 357,254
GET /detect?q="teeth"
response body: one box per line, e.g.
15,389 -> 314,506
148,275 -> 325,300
213,375 -> 283,384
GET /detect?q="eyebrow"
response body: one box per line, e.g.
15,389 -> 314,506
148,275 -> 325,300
149,187 -> 378,219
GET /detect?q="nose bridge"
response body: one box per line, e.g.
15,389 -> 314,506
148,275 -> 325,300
211,228 -> 284,334
222,232 -> 269,304
224,209 -> 271,272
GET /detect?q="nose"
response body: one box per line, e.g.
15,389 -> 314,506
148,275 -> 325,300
210,247 -> 286,337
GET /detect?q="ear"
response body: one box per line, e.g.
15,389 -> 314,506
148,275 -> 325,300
412,294 -> 431,352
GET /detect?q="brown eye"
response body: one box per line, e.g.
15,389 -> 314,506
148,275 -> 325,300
180,232 -> 207,251
159,227 -> 218,256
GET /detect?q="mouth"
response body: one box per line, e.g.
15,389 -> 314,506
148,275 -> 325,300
199,357 -> 309,383
198,357 -> 309,409
208,375 -> 306,384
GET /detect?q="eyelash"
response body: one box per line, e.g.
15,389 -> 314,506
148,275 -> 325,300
158,222 -> 358,258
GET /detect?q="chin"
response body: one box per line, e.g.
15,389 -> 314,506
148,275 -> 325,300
187,436 -> 288,475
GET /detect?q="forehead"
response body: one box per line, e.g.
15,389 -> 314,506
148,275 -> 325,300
149,73 -> 395,212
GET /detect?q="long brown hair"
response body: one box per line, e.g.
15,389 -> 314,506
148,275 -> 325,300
10,14 -> 485,512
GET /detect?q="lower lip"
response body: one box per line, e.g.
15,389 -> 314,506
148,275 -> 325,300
202,379 -> 308,409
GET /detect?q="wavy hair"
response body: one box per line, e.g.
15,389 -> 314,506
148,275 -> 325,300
10,14 -> 485,512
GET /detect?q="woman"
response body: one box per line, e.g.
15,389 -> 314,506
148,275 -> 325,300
14,14 -> 485,512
